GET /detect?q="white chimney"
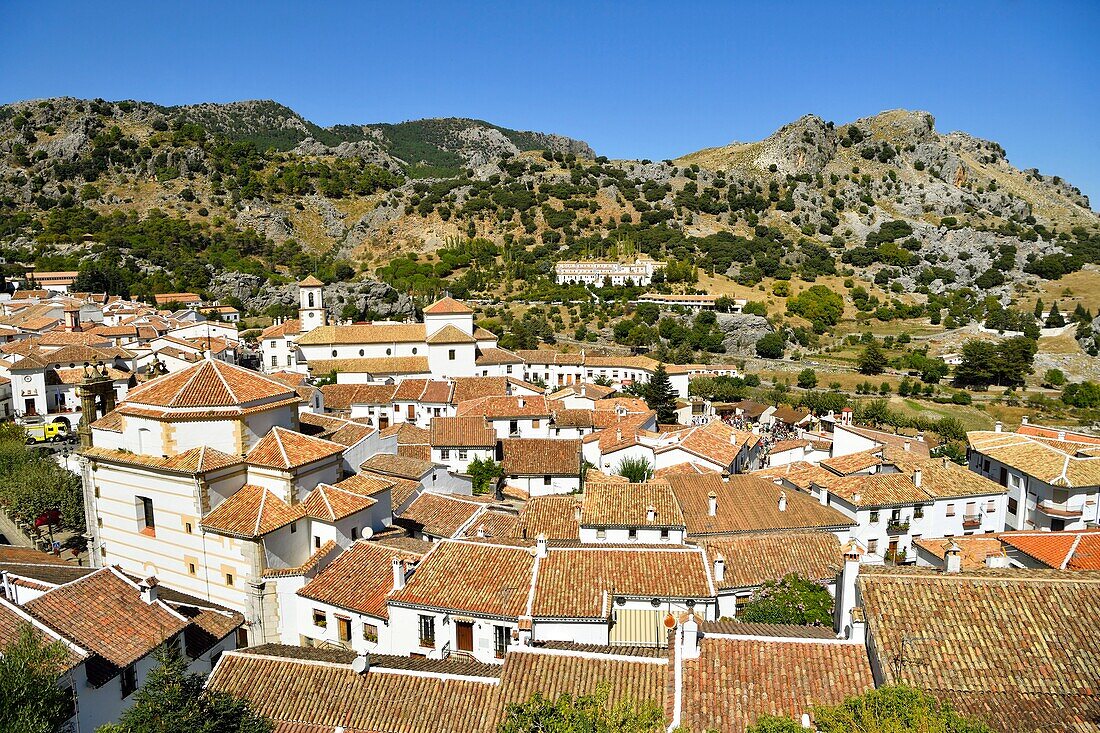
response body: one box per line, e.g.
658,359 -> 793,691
707,491 -> 717,517
681,613 -> 700,660
518,398 -> 525,408
535,533 -> 548,558
778,491 -> 787,512
1021,416 -> 1029,426
904,439 -> 911,452
913,468 -> 922,489
139,576 -> 159,604
713,554 -> 725,583
985,553 -> 1009,569
852,492 -> 862,504
476,525 -> 486,538
1058,430 -> 1067,441
836,541 -> 861,638
944,541 -> 962,574
801,714 -> 812,729
616,428 -> 622,442
646,505 -> 657,523
392,557 -> 406,591
994,421 -> 1003,433
574,501 -> 582,522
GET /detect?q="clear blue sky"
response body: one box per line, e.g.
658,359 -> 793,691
3,1 -> 1098,207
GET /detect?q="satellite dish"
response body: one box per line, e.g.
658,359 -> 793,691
351,654 -> 369,675
361,526 -> 374,540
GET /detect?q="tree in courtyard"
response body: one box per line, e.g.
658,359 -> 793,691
644,363 -> 678,424
0,625 -> 73,733
468,456 -> 503,495
97,649 -> 271,733
737,574 -> 833,626
616,456 -> 653,483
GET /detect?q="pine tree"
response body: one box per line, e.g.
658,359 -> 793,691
1045,301 -> 1065,327
644,363 -> 678,423
857,342 -> 887,375
1033,298 -> 1045,320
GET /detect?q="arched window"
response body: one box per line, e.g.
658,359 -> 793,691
307,293 -> 315,308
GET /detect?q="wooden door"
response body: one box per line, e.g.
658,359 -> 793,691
456,621 -> 474,652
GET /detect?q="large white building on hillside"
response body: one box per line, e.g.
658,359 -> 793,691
554,258 -> 666,287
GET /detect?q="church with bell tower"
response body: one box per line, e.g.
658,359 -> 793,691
297,275 -> 326,334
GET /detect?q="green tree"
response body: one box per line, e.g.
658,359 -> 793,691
796,368 -> 818,389
0,625 -> 73,733
644,363 -> 678,424
786,285 -> 844,333
755,332 -> 786,359
97,649 -> 271,733
748,686 -> 993,733
1033,298 -> 1045,320
857,342 -> 887,375
615,456 -> 653,483
498,684 -> 664,733
1045,301 -> 1065,327
468,456 -> 503,495
738,573 -> 833,626
1063,381 -> 1100,408
1043,368 -> 1067,387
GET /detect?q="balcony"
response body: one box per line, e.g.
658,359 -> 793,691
1037,500 -> 1084,519
886,520 -> 910,535
962,513 -> 981,529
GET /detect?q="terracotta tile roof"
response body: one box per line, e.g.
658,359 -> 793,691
499,438 -> 581,477
912,536 -> 1007,570
840,424 -> 932,458
1017,424 -> 1100,444
660,421 -> 755,469
669,474 -> 853,536
430,416 -> 496,447
751,461 -> 835,491
398,494 -> 484,538
366,528 -> 435,555
426,324 -> 477,344
332,473 -> 394,497
679,635 -> 874,732
474,347 -> 524,366
0,598 -> 87,671
653,461 -> 720,479
424,296 -> 474,315
859,565 -> 1100,732
815,473 -> 930,508
769,438 -> 813,454
300,483 -> 378,522
820,448 -> 884,475
550,408 -> 595,428
245,427 -> 344,470
207,652 -> 499,733
533,547 -> 713,618
121,359 -> 295,412
698,620 -> 838,639
361,453 -> 434,480
473,327 -> 497,341
595,396 -> 650,413
0,544 -> 72,566
497,649 -> 666,715
998,530 -> 1100,570
298,541 -> 425,619
308,356 -> 431,376
90,410 -> 125,432
771,405 -> 811,425
456,395 -> 552,419
82,445 -> 242,475
298,275 -> 325,287
319,383 -> 397,410
549,382 -> 616,401
701,532 -> 842,589
296,323 -> 427,346
968,430 -> 1100,488
581,482 -> 684,528
391,540 -> 534,617
463,508 -> 521,539
360,471 -> 419,508
260,318 -> 302,338
201,484 -> 304,538
23,568 -> 188,670
516,496 -> 581,540
450,376 -> 512,404
903,458 -> 1007,498
262,540 -> 341,579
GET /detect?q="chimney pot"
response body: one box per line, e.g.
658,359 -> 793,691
913,468 -> 922,488
713,554 -> 725,583
707,491 -> 717,517
476,525 -> 485,538
944,541 -> 963,573
778,491 -> 787,512
1058,430 -> 1066,441
646,505 -> 656,523
391,557 -> 406,591
535,533 -> 548,558
1021,416 -> 1029,425
139,576 -> 159,604
904,439 -> 911,452
994,421 -> 1003,433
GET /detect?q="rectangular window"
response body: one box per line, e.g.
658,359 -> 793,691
532,419 -> 540,429
225,573 -> 234,587
543,475 -> 552,485
660,529 -> 670,541
418,615 -> 435,647
628,528 -> 637,540
1008,497 -> 1019,514
138,496 -> 155,535
188,562 -> 196,575
596,529 -> 606,540
946,503 -> 956,517
120,664 -> 137,698
337,617 -> 352,642
448,349 -> 456,361
494,625 -> 508,659
986,500 -> 996,512
869,511 -> 879,523
363,623 -> 378,642
351,527 -> 359,540
313,609 -> 327,628
867,539 -> 879,554
315,536 -> 321,549
290,522 -> 297,534
458,450 -> 468,461
271,355 -> 277,367
184,522 -> 193,534
441,449 -> 451,460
